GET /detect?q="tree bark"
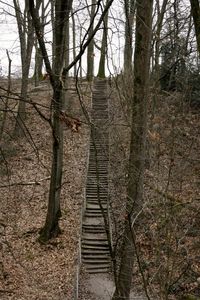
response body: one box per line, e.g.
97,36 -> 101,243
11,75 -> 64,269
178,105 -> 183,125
112,0 -> 153,299
34,45 -> 43,86
124,0 -> 135,76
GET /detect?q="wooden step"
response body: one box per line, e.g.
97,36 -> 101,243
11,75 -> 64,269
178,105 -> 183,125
82,249 -> 109,255
82,241 -> 109,248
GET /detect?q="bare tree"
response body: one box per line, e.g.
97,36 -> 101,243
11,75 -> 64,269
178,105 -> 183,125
86,0 -> 96,81
97,0 -> 109,78
29,0 -> 73,242
112,0 -> 153,298
13,0 -> 39,136
29,0 -> 114,243
34,1 -> 50,86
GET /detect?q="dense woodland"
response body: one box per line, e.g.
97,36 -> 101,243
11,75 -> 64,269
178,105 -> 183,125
0,0 -> 200,299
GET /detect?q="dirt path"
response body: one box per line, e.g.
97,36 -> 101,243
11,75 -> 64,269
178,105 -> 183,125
83,273 -> 148,300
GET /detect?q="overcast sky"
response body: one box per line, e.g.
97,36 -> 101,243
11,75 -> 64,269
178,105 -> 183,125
0,2 -> 20,75
0,0 -> 125,77
0,0 -> 195,77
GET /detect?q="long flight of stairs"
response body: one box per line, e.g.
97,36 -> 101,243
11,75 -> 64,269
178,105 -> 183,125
81,79 -> 111,274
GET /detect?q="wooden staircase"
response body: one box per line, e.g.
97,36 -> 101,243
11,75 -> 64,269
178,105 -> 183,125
81,79 -> 111,274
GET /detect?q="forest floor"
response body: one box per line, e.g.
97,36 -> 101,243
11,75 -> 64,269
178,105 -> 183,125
107,82 -> 200,300
0,78 -> 200,300
0,78 -> 91,299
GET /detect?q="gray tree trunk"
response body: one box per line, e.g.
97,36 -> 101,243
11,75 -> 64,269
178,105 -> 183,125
51,0 -> 56,73
124,0 -> 135,76
97,0 -> 109,78
34,1 -> 46,86
13,0 -> 35,136
154,0 -> 168,84
34,45 -> 43,86
0,50 -> 12,141
112,0 -> 153,299
87,0 -> 96,81
72,11 -> 77,78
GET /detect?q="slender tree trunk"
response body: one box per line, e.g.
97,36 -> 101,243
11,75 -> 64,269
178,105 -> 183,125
51,0 -> 56,73
97,0 -> 109,78
34,1 -> 45,86
124,0 -> 135,76
34,45 -> 43,86
87,0 -> 96,81
112,0 -> 153,299
40,85 -> 64,241
13,0 -> 35,136
79,26 -> 83,79
154,0 -> 168,85
151,0 -> 168,116
72,11 -> 77,77
0,50 -> 12,141
63,15 -> 70,111
64,19 -> 70,71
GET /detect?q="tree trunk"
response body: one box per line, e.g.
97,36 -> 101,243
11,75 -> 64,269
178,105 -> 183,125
39,85 -> 64,241
34,45 -> 43,86
63,15 -> 70,111
51,0 -> 56,73
112,0 -> 153,299
97,0 -> 109,78
190,0 -> 200,55
72,11 -> 77,77
0,50 -> 12,141
124,0 -> 135,76
154,0 -> 168,84
13,0 -> 35,136
87,0 -> 96,81
29,0 -> 73,242
34,1 -> 45,86
64,19 -> 70,71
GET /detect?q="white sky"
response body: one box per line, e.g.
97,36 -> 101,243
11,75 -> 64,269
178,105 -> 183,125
0,0 -> 196,77
0,0 -> 125,77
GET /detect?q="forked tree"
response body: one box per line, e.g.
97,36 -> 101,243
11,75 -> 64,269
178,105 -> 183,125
112,0 -> 153,299
29,0 -> 114,242
34,1 -> 50,85
29,0 -> 72,242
